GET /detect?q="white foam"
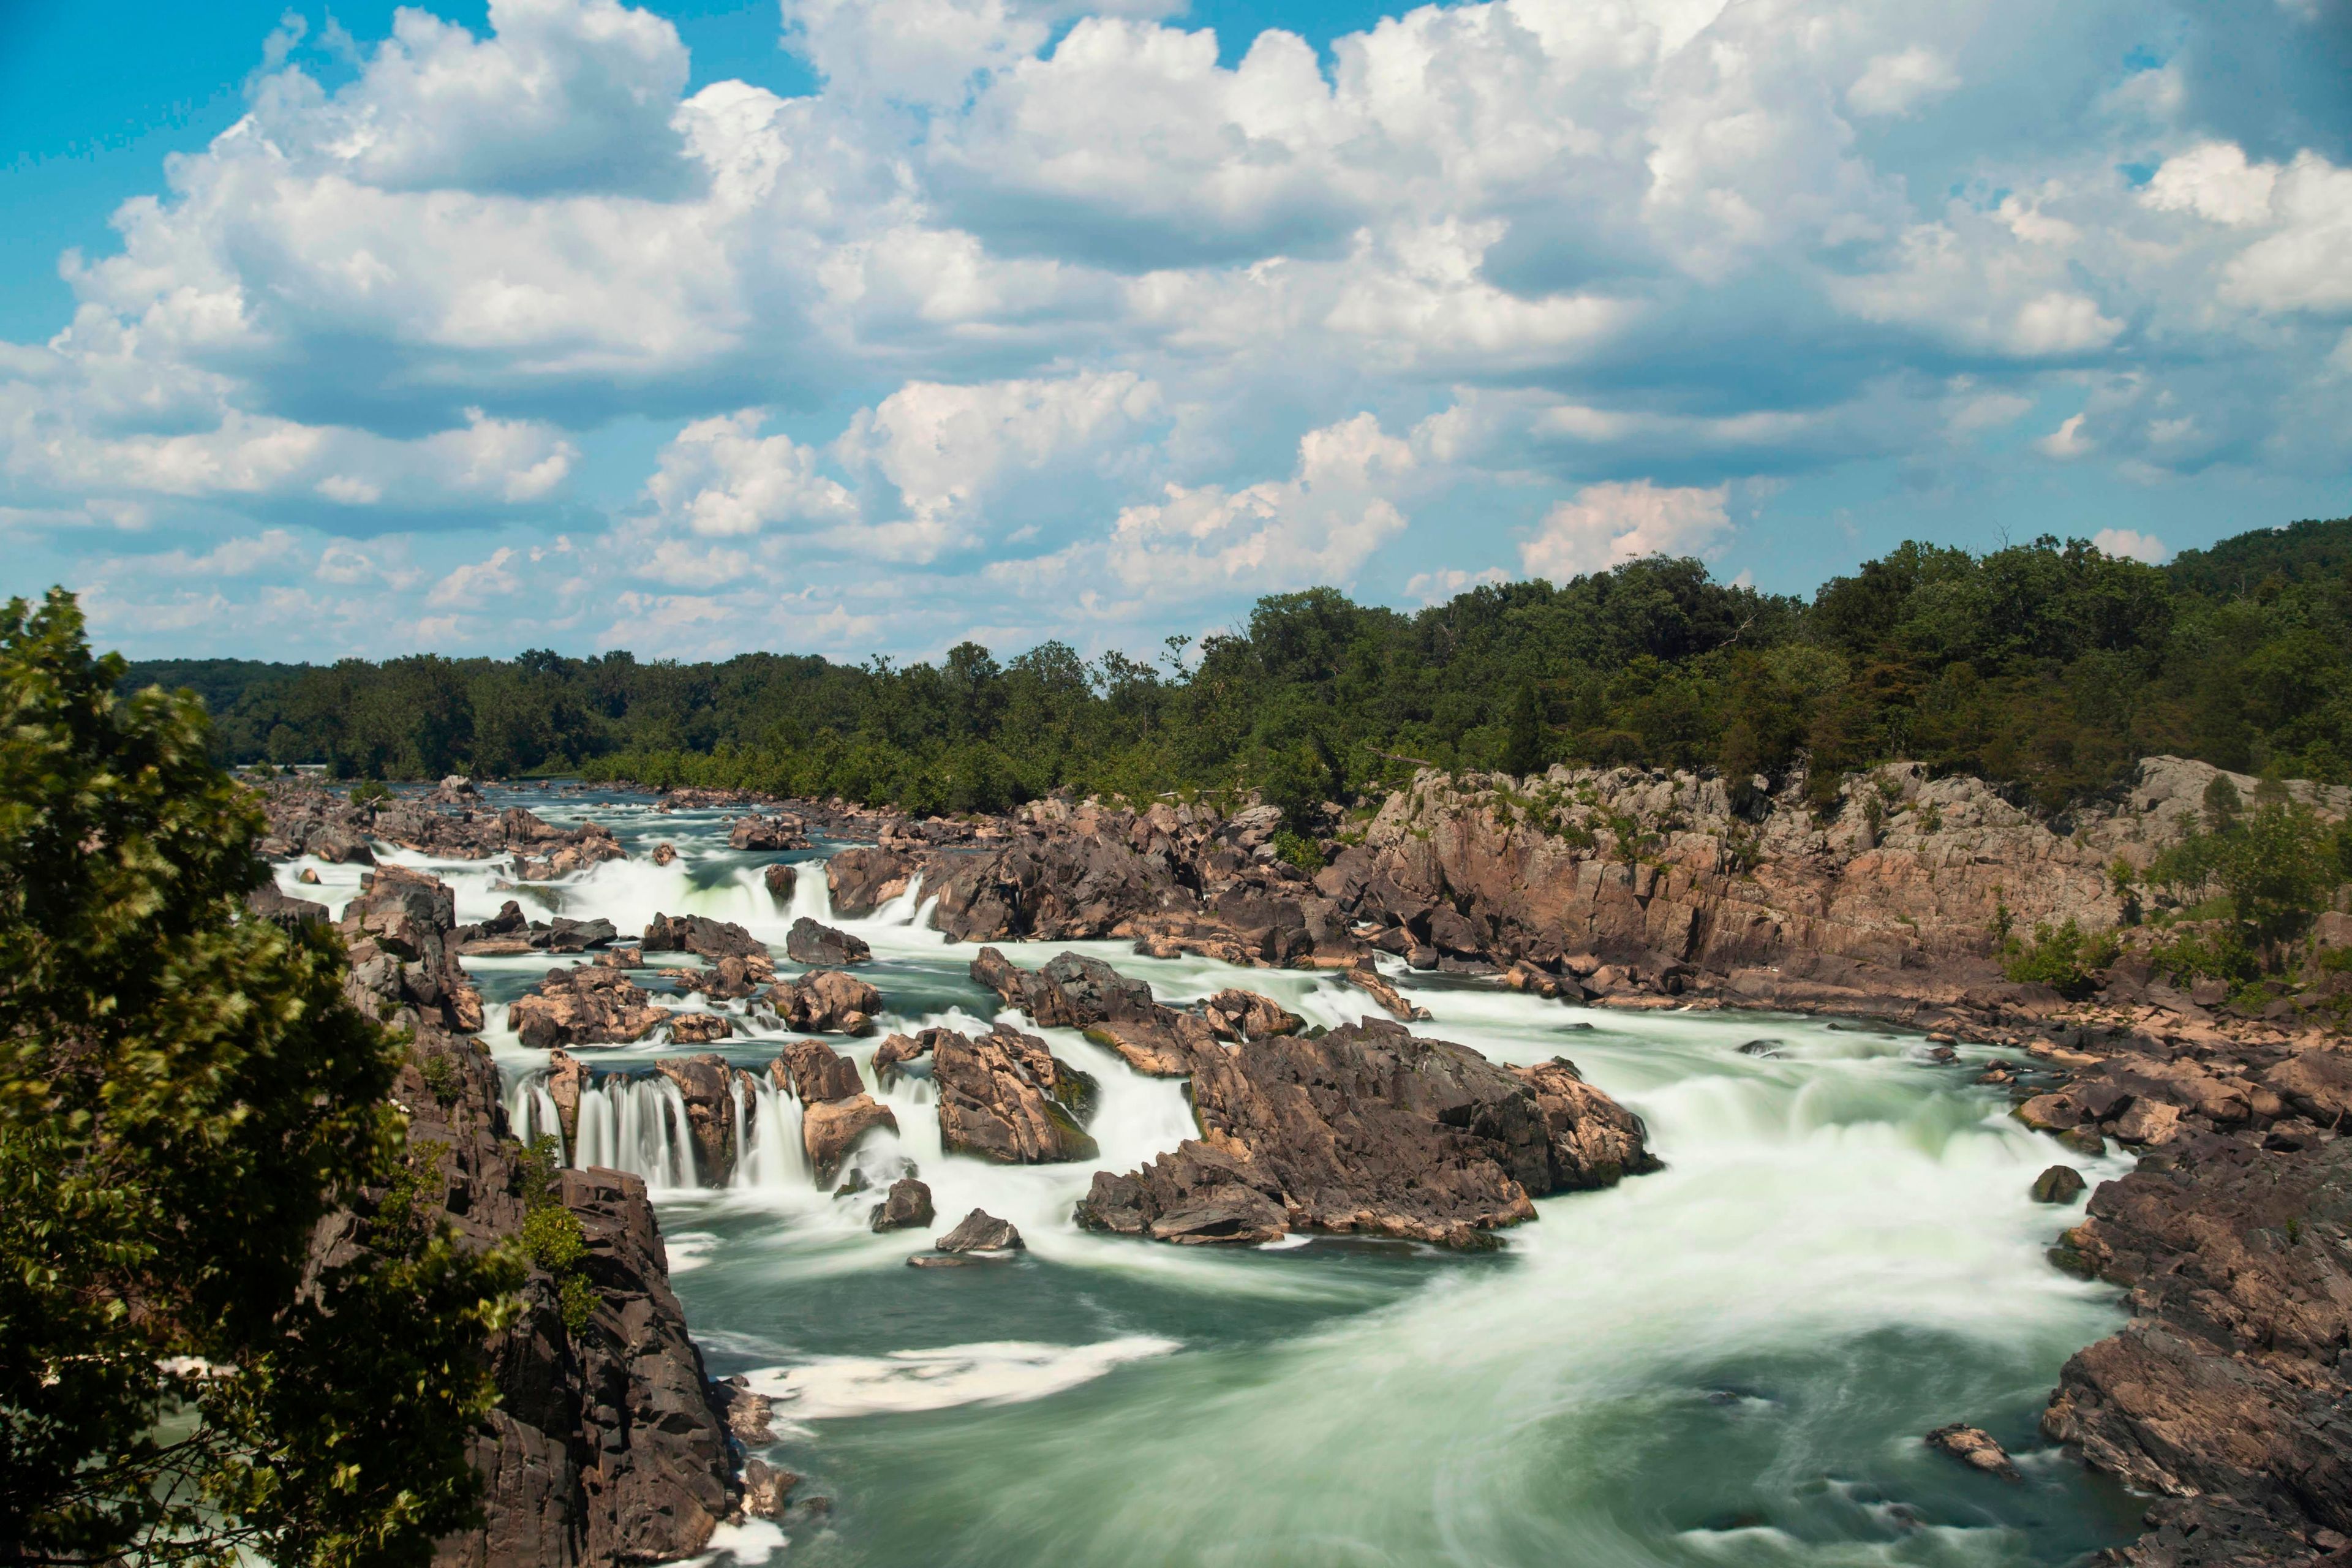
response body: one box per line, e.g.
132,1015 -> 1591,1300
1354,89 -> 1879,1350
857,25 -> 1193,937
741,1336 -> 1181,1419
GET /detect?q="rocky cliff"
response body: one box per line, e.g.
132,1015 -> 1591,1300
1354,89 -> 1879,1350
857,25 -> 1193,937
262,862 -> 740,1566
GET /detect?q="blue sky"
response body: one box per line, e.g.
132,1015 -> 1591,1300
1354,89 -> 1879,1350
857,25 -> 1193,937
1,0 -> 2346,663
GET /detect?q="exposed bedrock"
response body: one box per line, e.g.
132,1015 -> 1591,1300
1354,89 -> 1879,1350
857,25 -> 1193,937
510,965 -> 667,1050
869,1022 -> 1099,1164
786,916 -> 872,967
2040,1132 -> 2352,1566
270,861 -> 738,1566
772,1039 -> 896,1183
761,969 -> 883,1036
1076,1017 -> 1658,1249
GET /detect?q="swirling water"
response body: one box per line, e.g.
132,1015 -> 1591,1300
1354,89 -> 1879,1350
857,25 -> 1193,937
281,786 -> 2143,1568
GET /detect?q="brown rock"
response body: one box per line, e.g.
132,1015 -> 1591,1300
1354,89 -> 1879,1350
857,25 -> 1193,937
2032,1164 -> 2087,1204
1510,1057 -> 1662,1189
740,1457 -> 796,1521
510,965 -> 668,1050
643,912 -> 767,961
870,1177 -> 935,1232
729,814 -> 809,851
1926,1423 -> 2021,1481
764,970 -> 883,1036
654,1054 -> 744,1183
935,1209 -> 1024,1252
777,1039 -> 865,1104
1084,1012 -> 1219,1078
1344,964 -> 1430,1022
1201,989 -> 1304,1041
651,841 -> 677,867
668,1012 -> 733,1045
933,1025 -> 1100,1164
763,862 -> 796,904
797,1095 -> 898,1185
786,916 -> 871,967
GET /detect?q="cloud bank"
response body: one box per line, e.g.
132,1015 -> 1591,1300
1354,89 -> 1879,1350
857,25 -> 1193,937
4,0 -> 2348,659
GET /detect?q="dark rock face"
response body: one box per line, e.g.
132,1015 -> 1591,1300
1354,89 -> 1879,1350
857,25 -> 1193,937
2040,1134 -> 2352,1564
247,881 -> 330,927
303,861 -> 736,1567
510,966 -> 666,1050
779,1039 -> 865,1104
870,1177 -> 935,1232
1925,1423 -> 2021,1482
1079,1019 -> 1657,1248
786,917 -> 871,967
652,1054 -> 753,1183
825,846 -> 918,917
1201,989 -> 1303,1041
763,863 -> 796,904
641,913 -> 766,962
932,1025 -> 1100,1164
2032,1164 -> 2087,1204
970,946 -> 1153,1028
936,1209 -> 1024,1252
761,970 -> 881,1036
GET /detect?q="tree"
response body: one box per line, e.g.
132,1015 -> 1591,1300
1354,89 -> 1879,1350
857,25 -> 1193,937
1503,681 -> 1545,777
0,590 -> 514,1567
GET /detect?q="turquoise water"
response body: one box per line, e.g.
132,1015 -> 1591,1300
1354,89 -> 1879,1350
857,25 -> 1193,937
282,788 -> 2141,1568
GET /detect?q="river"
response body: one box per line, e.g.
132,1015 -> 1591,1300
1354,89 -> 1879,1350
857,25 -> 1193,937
280,785 -> 2142,1568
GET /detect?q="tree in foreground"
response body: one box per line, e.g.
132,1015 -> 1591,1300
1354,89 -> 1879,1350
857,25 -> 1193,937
0,590 -> 517,1566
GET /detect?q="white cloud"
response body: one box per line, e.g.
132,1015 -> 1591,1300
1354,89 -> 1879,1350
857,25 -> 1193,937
1521,481 -> 1732,581
646,412 -> 856,538
2036,412 -> 2092,458
2092,527 -> 2168,563
1405,566 -> 1507,604
2143,141 -> 2278,227
428,546 -> 522,606
1848,48 -> 1961,118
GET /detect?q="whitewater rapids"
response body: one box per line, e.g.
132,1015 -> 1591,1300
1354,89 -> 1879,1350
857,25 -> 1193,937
281,785 -> 2139,1567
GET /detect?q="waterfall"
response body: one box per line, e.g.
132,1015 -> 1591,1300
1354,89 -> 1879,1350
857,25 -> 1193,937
734,1074 -> 809,1189
507,1074 -> 567,1163
572,1073 -> 699,1191
874,872 -> 928,927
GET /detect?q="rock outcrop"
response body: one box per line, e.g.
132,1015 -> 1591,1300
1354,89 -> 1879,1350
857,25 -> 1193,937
302,861 -> 737,1566
936,1209 -> 1023,1253
729,813 -> 809,851
785,916 -> 870,967
1077,1018 -> 1657,1248
654,1054 -> 744,1182
771,1041 -> 895,1183
1926,1423 -> 2021,1482
880,1024 -> 1101,1164
510,966 -> 667,1050
870,1177 -> 935,1232
642,913 -> 767,962
761,970 -> 881,1036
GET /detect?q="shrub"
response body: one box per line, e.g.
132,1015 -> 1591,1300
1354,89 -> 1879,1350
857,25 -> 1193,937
2002,918 -> 2120,998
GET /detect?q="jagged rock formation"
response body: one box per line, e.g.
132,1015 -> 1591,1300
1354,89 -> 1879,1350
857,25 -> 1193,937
269,864 -> 737,1567
760,970 -> 881,1035
1076,1016 -> 1657,1248
873,1023 -> 1100,1164
510,966 -> 667,1050
785,916 -> 870,967
772,1040 -> 895,1182
641,913 -> 766,962
870,1177 -> 934,1232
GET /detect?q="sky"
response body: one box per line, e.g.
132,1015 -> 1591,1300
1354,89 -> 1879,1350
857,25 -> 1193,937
1,0 -> 2348,665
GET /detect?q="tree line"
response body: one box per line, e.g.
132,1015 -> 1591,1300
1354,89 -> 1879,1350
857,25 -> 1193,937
119,515 -> 2352,822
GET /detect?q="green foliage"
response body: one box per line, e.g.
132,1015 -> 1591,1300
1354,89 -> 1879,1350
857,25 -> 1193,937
417,1048 -> 459,1104
349,780 -> 394,808
514,1134 -> 595,1338
1271,830 -> 1325,873
2150,796 -> 2337,956
2147,928 -> 2260,990
2001,918 -> 2121,998
111,518 -> 2352,817
1,589 -> 516,1567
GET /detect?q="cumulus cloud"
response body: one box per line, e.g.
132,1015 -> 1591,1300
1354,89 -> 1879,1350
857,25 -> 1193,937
2092,527 -> 2168,563
1,0 -> 2346,658
1521,481 -> 1732,581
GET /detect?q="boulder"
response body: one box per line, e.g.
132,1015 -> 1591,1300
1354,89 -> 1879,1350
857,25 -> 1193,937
247,882 -> 329,928
870,1177 -> 935,1232
826,847 -> 918,917
1200,989 -> 1304,1041
1079,1019 -> 1656,1248
1510,1058 -> 1663,1189
693,951 -> 775,1000
786,917 -> 872,967
969,946 -> 1155,1028
763,863 -> 796,904
2032,1165 -> 2087,1204
1084,1011 -> 1219,1079
642,913 -> 767,961
935,1209 -> 1024,1253
778,1039 -> 865,1104
510,965 -> 668,1050
668,1012 -> 732,1045
1343,964 -> 1430,1022
651,842 -> 677,867
763,970 -> 882,1036
740,1457 -> 796,1522
545,1048 -> 590,1150
797,1095 -> 898,1185
933,1025 -> 1100,1164
1926,1423 -> 2022,1481
654,1054 -> 742,1182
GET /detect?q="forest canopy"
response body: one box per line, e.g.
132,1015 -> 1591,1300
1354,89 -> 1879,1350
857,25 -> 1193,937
116,516 -> 2352,820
